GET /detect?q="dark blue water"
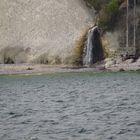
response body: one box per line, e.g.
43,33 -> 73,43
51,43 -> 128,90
0,72 -> 140,140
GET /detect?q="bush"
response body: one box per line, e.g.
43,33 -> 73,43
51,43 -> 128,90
105,0 -> 119,14
85,0 -> 124,29
98,0 -> 119,29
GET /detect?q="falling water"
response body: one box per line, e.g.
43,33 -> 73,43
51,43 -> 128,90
83,26 -> 103,66
83,26 -> 97,65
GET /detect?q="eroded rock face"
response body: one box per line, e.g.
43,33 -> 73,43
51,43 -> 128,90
103,2 -> 140,58
0,0 -> 94,64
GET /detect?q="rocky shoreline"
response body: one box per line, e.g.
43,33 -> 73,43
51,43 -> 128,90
0,58 -> 140,75
104,57 -> 140,72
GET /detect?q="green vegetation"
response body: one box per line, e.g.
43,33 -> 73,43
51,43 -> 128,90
105,0 -> 119,14
86,0 -> 125,29
98,0 -> 119,28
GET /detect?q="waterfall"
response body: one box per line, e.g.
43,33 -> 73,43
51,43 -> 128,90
83,26 -> 103,66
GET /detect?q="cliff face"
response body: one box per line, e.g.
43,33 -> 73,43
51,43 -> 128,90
85,0 -> 140,59
0,0 -> 94,64
1,0 -> 139,65
103,1 -> 140,58
98,0 -> 140,57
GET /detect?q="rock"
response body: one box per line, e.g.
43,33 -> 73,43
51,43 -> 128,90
26,67 -> 34,70
124,59 -> 134,64
105,59 -> 115,68
119,68 -> 125,72
137,58 -> 140,63
119,1 -> 127,10
115,57 -> 123,64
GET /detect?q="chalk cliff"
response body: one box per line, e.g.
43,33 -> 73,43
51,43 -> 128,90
0,0 -> 94,64
1,0 -> 140,66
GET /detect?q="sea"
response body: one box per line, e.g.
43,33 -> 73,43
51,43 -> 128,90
0,71 -> 140,140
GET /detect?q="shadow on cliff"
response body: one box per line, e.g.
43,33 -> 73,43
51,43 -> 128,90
0,47 -> 30,64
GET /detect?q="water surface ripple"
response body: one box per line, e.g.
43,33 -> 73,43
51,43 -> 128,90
0,72 -> 140,140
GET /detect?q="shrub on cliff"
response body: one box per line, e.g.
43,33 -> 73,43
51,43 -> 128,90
98,0 -> 119,29
85,0 -> 125,29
